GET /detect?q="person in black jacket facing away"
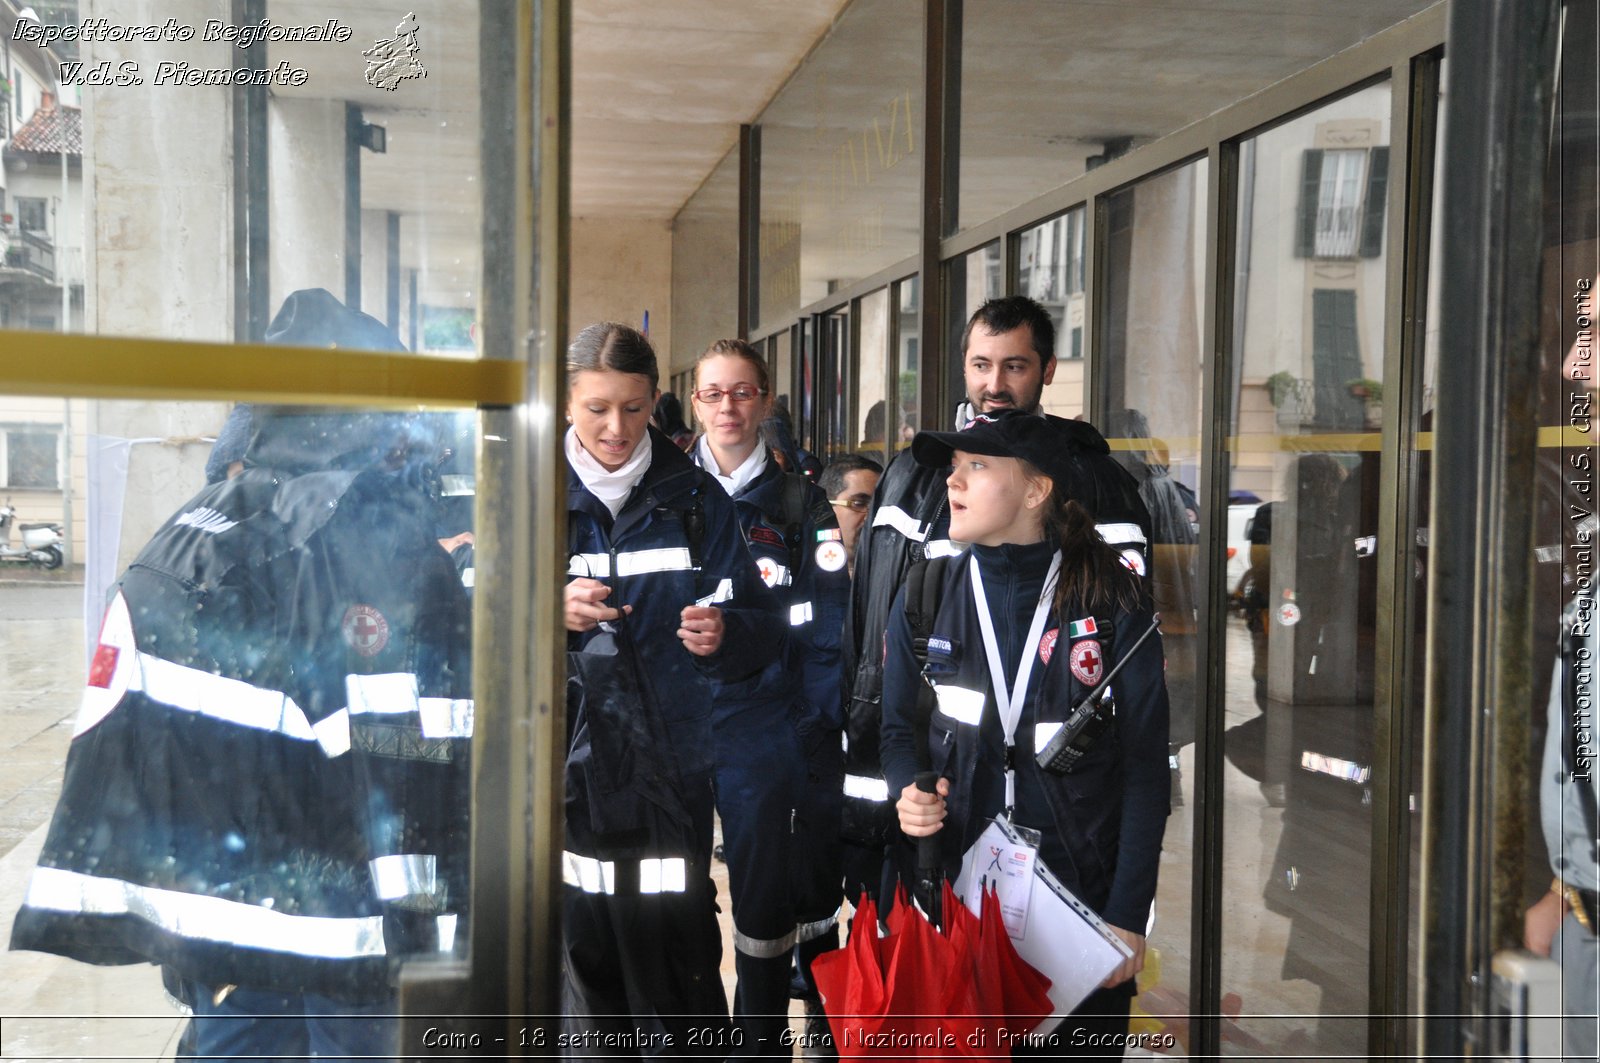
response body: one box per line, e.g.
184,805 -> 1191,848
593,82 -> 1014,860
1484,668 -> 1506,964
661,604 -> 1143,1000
884,410 -> 1170,1058
562,322 -> 784,1058
11,289 -> 472,1061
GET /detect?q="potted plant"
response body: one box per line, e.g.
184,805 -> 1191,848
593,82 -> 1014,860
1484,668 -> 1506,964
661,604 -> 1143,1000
1346,378 -> 1383,403
1265,371 -> 1299,408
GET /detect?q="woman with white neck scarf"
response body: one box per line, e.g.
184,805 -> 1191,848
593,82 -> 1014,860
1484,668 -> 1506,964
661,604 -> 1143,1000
562,323 -> 784,1058
689,340 -> 851,1056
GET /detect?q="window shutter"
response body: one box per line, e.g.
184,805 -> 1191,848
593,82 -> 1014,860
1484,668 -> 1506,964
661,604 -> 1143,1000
1295,149 -> 1324,258
1359,146 -> 1390,258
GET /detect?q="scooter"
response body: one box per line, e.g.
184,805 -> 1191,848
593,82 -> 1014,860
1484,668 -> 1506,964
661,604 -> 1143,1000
0,498 -> 64,570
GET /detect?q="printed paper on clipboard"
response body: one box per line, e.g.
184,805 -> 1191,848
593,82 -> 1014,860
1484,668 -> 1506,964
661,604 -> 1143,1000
955,817 -> 1134,1032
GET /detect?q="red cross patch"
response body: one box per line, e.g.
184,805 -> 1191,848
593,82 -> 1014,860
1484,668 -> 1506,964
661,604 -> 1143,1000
342,604 -> 391,657
1069,639 -> 1103,685
757,555 -> 782,587
1038,628 -> 1059,666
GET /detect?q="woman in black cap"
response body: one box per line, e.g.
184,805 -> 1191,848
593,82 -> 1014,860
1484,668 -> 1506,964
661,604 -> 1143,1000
878,409 -> 1172,1058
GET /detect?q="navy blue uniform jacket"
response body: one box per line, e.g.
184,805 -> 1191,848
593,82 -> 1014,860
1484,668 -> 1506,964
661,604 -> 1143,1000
879,541 -> 1170,932
567,428 -> 785,778
691,452 -> 850,739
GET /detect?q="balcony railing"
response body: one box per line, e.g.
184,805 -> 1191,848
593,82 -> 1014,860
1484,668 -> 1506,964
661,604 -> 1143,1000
3,230 -> 56,282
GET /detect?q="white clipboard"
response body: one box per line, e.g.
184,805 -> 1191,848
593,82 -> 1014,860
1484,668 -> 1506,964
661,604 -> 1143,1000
955,816 -> 1133,1034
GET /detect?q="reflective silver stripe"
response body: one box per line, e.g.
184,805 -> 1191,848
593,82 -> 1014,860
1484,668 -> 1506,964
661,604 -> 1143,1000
437,913 -> 458,952
347,672 -> 419,716
789,601 -> 814,626
461,567 -> 475,588
142,654 -> 317,740
934,683 -> 986,726
1035,721 -> 1064,753
871,504 -> 928,542
639,857 -> 687,894
369,854 -> 439,902
794,908 -> 841,944
1095,521 -> 1148,546
314,711 -> 352,757
418,698 -> 474,739
923,538 -> 963,559
842,774 -> 890,802
23,866 -> 385,959
569,552 -> 610,577
347,675 -> 474,739
567,548 -> 697,579
562,851 -> 616,894
696,578 -> 734,607
563,853 -> 688,895
735,926 -> 797,959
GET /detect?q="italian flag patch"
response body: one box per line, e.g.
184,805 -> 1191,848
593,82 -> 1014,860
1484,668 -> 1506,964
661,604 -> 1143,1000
1067,617 -> 1098,638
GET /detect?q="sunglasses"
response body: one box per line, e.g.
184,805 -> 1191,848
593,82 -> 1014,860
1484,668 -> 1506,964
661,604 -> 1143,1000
830,496 -> 872,512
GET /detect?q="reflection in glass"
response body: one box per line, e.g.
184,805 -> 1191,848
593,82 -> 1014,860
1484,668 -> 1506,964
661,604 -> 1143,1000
1,3 -> 484,358
1222,82 -> 1391,1056
857,288 -> 891,467
1098,159 -> 1207,1044
1021,209 -> 1087,419
956,0 -> 1434,230
896,277 -> 921,445
756,0 -> 924,330
1525,14 -> 1599,1055
2,388 -> 478,1058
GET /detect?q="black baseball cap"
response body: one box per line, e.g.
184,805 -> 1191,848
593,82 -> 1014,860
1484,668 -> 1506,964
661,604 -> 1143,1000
911,409 -> 1085,494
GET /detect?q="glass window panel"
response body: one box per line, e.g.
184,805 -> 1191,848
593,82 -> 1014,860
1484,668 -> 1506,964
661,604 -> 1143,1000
857,287 -> 891,467
1019,207 -> 1088,419
0,396 -> 479,1057
770,328 -> 793,418
756,0 -> 923,331
957,0 -> 1435,231
2,2 -> 485,359
822,307 -> 850,458
1098,158 -> 1208,1036
1222,81 -> 1392,1056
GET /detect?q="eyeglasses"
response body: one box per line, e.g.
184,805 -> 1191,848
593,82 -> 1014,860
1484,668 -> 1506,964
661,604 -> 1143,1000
830,496 -> 872,512
692,384 -> 767,404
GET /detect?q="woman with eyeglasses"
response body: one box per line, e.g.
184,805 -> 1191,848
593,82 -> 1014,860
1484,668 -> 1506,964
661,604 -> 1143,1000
689,339 -> 852,1054
563,323 -> 784,1057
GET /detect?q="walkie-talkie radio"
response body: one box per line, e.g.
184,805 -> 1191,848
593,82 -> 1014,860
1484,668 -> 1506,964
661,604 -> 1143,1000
1036,616 -> 1161,775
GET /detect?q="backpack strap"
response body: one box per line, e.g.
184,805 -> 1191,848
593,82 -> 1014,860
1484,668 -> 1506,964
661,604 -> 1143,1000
777,471 -> 815,574
903,556 -> 953,774
681,489 -> 706,572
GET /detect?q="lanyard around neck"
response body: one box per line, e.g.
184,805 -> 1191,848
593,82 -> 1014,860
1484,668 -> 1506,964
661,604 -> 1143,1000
968,550 -> 1061,814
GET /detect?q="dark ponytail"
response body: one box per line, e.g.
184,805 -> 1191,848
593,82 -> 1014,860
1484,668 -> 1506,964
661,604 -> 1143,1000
1040,492 -> 1143,619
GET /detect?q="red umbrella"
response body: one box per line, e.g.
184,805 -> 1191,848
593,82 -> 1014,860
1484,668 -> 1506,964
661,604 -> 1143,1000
812,883 -> 1052,1059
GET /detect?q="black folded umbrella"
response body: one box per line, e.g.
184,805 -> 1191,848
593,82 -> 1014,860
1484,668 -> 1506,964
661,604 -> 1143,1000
565,620 -> 693,841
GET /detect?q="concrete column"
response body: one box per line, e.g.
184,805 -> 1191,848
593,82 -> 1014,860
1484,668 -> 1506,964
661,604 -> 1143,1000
267,96 -> 345,307
81,0 -> 234,572
569,216 -> 672,362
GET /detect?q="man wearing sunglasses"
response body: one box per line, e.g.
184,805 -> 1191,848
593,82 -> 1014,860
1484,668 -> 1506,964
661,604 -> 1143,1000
819,454 -> 883,576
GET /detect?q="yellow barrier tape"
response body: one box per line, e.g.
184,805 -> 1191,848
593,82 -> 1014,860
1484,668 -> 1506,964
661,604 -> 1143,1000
1105,426 -> 1596,456
0,331 -> 525,408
